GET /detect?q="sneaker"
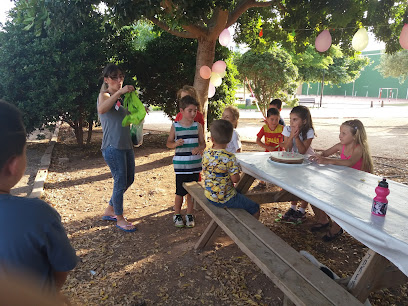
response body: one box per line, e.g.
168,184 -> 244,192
281,208 -> 296,221
185,214 -> 195,228
289,210 -> 306,223
173,214 -> 184,227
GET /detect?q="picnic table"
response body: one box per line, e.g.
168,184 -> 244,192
235,152 -> 408,301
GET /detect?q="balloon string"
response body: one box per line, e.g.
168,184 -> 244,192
245,77 -> 266,120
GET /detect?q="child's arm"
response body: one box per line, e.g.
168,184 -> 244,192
54,271 -> 69,292
97,85 -> 135,114
231,173 -> 241,184
291,127 -> 312,154
256,137 -> 279,152
321,143 -> 341,157
295,137 -> 312,154
166,124 -> 184,149
309,143 -> 340,162
314,144 -> 363,167
192,124 -> 206,155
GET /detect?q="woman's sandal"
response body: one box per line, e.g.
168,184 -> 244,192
310,222 -> 330,232
322,228 -> 344,242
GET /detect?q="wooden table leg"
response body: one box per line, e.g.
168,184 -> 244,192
235,173 -> 256,193
195,219 -> 222,250
347,249 -> 406,303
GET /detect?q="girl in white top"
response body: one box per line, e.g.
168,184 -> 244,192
281,106 -> 315,222
222,106 -> 242,153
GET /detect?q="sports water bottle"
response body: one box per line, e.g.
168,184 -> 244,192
371,178 -> 390,217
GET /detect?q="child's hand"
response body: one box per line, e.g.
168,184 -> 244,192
192,147 -> 203,155
267,144 -> 280,152
309,154 -> 327,164
175,138 -> 184,147
290,126 -> 300,138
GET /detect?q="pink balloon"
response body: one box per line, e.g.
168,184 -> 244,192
399,24 -> 408,49
212,60 -> 226,74
219,29 -> 231,47
208,83 -> 216,98
199,65 -> 212,79
315,30 -> 332,52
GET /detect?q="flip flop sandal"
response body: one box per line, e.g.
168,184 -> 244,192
102,216 -> 127,221
102,215 -> 117,221
322,228 -> 343,242
310,222 -> 330,232
116,224 -> 137,233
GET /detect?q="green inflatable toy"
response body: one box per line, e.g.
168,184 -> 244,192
122,91 -> 146,127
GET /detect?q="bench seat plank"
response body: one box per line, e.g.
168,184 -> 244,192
184,182 -> 362,306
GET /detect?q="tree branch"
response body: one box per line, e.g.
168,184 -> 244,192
149,16 -> 202,38
226,0 -> 278,28
208,9 -> 229,40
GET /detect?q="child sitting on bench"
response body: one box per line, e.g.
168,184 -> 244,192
203,119 -> 260,218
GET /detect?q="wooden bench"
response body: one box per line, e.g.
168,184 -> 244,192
184,181 -> 363,306
298,97 -> 316,107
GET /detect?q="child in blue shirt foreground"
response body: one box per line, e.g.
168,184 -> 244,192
0,100 -> 77,297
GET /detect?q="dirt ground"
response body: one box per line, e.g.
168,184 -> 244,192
41,124 -> 408,306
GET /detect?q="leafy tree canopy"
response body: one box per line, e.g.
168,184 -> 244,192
0,0 -> 116,145
376,50 -> 408,83
293,45 -> 370,84
5,0 -> 407,124
235,47 -> 298,117
126,29 -> 238,127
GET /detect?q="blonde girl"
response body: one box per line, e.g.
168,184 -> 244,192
281,106 -> 315,222
310,119 -> 373,241
222,105 -> 242,153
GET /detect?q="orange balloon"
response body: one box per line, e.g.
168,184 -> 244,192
199,66 -> 211,79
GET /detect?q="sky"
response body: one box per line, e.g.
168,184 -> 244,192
0,2 -> 385,51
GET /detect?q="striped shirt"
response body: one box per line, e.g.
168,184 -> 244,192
173,122 -> 202,174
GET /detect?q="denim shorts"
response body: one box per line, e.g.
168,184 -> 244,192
210,192 -> 259,215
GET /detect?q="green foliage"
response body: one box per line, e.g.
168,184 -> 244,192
235,48 -> 298,117
293,45 -> 370,85
234,1 -> 407,55
376,50 -> 408,83
127,29 -> 238,127
0,0 -> 112,145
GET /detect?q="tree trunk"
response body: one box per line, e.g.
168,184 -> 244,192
194,37 -> 217,131
86,120 -> 93,145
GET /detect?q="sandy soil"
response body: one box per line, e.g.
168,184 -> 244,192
37,124 -> 408,305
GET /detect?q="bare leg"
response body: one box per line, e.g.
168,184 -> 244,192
328,221 -> 342,235
103,205 -> 115,217
185,194 -> 194,215
253,210 -> 260,220
299,200 -> 308,209
174,195 -> 183,215
116,215 -> 135,229
311,205 -> 330,224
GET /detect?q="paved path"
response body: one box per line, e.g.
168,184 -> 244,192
144,100 -> 408,159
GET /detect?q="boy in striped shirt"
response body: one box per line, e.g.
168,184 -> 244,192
166,95 -> 206,227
